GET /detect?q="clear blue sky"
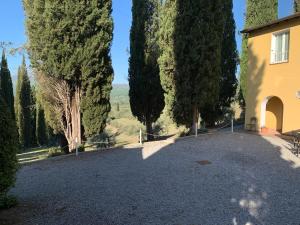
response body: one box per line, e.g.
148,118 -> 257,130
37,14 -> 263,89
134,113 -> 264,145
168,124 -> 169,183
0,0 -> 294,85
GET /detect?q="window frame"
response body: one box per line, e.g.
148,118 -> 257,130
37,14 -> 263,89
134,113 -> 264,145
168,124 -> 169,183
270,29 -> 290,65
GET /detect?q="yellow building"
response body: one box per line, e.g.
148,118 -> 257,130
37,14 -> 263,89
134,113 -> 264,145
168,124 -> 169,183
242,13 -> 300,134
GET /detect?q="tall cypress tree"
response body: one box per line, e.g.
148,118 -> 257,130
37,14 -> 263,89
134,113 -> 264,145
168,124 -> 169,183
239,0 -> 278,101
201,0 -> 238,126
0,50 -> 15,119
295,0 -> 300,12
0,96 -> 18,208
15,57 -> 32,148
36,101 -> 47,146
30,86 -> 37,146
129,0 -> 165,140
159,0 -> 224,131
35,87 -> 48,146
24,0 -> 114,145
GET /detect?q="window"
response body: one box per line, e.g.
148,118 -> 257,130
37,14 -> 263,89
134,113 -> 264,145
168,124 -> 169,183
271,31 -> 289,64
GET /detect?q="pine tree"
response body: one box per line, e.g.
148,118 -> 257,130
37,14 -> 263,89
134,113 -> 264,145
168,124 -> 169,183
201,0 -> 238,126
239,0 -> 278,101
0,96 -> 18,208
15,57 -> 32,148
295,0 -> 300,12
24,0 -> 114,145
0,50 -> 15,119
129,0 -> 165,140
159,0 -> 224,131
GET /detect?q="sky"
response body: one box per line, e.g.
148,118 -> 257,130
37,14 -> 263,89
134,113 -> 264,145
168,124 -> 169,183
0,0 -> 295,85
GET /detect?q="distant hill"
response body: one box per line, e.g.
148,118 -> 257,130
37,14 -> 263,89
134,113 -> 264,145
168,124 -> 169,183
110,84 -> 129,105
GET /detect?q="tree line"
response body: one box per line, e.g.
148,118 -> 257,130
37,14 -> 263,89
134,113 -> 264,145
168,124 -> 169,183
1,52 -> 49,149
129,0 -> 238,138
129,0 -> 299,140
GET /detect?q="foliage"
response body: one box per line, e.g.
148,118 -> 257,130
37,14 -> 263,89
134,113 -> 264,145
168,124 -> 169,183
129,0 -> 165,140
295,0 -> 300,12
0,97 -> 18,207
159,0 -> 224,129
80,0 -> 114,137
36,101 -> 48,146
47,147 -> 65,158
239,0 -> 278,100
0,50 -> 15,119
15,57 -> 32,148
24,0 -> 114,147
30,86 -> 37,146
158,0 -> 177,122
0,195 -> 17,209
201,0 -> 238,126
34,73 -> 63,135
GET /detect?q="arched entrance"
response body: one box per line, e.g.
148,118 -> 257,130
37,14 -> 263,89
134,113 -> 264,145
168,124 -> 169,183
260,96 -> 284,132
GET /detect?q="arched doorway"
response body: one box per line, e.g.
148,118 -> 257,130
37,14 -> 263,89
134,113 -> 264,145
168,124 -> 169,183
260,96 -> 284,132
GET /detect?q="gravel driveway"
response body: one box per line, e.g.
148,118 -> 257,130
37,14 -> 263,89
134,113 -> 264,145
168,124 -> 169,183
1,132 -> 300,225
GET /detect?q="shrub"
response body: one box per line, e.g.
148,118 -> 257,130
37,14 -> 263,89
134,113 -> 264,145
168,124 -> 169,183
0,195 -> 17,209
0,97 -> 18,208
78,145 -> 85,153
48,147 -> 64,157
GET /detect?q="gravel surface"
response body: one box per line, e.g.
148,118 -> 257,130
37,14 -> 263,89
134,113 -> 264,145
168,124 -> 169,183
1,132 -> 300,225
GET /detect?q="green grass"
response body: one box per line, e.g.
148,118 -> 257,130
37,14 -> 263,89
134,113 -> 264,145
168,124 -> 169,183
17,146 -> 65,164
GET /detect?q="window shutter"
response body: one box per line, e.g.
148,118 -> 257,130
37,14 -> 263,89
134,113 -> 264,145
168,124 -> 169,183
271,34 -> 276,63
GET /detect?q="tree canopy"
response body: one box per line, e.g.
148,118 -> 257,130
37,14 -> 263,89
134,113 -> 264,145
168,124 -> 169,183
15,57 -> 32,148
295,0 -> 300,12
201,0 -> 238,126
0,51 -> 15,118
129,0 -> 165,139
0,96 -> 18,206
24,0 -> 114,147
159,0 -> 225,130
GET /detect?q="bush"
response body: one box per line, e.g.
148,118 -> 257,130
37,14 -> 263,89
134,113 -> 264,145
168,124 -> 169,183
0,97 -> 18,208
0,195 -> 18,209
78,145 -> 85,153
48,147 -> 64,157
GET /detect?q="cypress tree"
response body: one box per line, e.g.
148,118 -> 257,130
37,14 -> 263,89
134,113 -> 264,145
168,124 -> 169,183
159,0 -> 224,131
80,0 -> 114,137
30,87 -> 37,146
24,0 -> 114,144
201,0 -> 238,126
0,50 -> 15,119
0,96 -> 18,208
295,0 -> 300,12
239,0 -> 278,101
129,0 -> 165,140
15,58 -> 32,148
36,101 -> 47,146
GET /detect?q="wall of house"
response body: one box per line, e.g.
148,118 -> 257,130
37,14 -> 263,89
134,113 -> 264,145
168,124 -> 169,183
245,18 -> 300,133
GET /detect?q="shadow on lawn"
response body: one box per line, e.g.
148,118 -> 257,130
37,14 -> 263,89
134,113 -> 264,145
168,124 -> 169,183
1,132 -> 300,225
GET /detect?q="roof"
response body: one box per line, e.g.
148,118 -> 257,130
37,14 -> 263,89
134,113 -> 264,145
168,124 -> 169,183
241,12 -> 300,34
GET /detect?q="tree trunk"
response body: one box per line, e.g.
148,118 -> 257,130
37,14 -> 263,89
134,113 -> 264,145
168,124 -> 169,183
146,119 -> 153,141
193,105 -> 199,135
62,86 -> 82,152
70,86 -> 81,150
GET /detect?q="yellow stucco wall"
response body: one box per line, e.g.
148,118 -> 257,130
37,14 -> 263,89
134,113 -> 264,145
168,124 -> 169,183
245,18 -> 300,133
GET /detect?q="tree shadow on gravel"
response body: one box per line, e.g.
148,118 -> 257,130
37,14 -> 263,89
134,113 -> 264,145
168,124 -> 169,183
1,132 -> 300,225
